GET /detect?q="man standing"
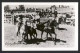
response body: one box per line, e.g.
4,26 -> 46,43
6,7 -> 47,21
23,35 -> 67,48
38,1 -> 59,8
16,15 -> 23,36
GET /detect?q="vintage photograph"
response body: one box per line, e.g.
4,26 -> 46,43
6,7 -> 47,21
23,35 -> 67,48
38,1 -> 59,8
2,2 -> 78,51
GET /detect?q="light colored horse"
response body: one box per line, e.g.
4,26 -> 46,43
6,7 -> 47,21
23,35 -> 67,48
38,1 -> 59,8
16,18 -> 27,43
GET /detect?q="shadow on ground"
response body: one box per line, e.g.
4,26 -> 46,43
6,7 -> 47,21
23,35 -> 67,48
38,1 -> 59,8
46,37 -> 66,43
20,37 -> 67,45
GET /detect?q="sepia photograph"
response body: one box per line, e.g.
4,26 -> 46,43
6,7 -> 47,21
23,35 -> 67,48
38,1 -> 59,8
2,2 -> 78,51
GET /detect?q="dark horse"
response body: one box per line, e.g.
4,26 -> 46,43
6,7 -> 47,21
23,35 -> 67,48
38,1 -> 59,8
17,19 -> 37,44
22,21 -> 37,42
36,21 -> 48,39
36,18 -> 67,45
36,19 -> 58,45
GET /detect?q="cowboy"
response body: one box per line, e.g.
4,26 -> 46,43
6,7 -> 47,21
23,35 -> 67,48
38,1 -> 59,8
16,15 -> 23,36
35,14 -> 40,24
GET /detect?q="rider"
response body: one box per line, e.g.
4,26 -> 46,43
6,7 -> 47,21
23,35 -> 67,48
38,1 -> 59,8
35,14 -> 40,24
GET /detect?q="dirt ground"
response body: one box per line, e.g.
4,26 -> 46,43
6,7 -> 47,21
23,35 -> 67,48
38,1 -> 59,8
4,23 -> 75,48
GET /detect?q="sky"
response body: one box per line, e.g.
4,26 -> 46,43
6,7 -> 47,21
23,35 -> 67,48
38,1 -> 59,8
9,5 -> 74,9
9,5 -> 52,9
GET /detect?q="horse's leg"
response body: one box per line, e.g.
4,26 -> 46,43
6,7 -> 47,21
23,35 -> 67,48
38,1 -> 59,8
16,31 -> 18,36
46,32 -> 48,39
17,27 -> 21,36
32,34 -> 36,39
26,33 -> 28,40
41,30 -> 44,39
21,33 -> 27,44
33,32 -> 37,39
18,26 -> 20,34
18,33 -> 23,44
33,29 -> 37,39
35,30 -> 37,39
54,33 -> 57,45
16,30 -> 20,36
49,32 -> 57,45
22,33 -> 25,42
35,33 -> 37,38
30,34 -> 32,40
24,33 -> 28,42
52,27 -> 57,45
32,30 -> 36,39
49,33 -> 53,41
54,33 -> 57,40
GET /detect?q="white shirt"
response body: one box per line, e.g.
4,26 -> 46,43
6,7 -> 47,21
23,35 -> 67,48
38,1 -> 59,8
16,17 -> 20,22
35,15 -> 40,19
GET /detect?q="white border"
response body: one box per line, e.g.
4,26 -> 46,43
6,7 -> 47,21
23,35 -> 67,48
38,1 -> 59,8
2,2 -> 78,51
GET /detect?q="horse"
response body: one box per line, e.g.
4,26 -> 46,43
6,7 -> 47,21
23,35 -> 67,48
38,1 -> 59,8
27,25 -> 37,40
36,21 -> 48,39
16,18 -> 37,44
22,20 -> 38,41
16,20 -> 25,43
47,19 -> 58,44
36,19 -> 58,45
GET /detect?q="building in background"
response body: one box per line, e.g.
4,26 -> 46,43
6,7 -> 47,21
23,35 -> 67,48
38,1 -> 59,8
4,5 -> 75,25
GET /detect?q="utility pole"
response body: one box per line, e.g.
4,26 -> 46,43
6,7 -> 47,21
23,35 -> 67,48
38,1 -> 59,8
11,10 -> 14,25
25,7 -> 26,14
